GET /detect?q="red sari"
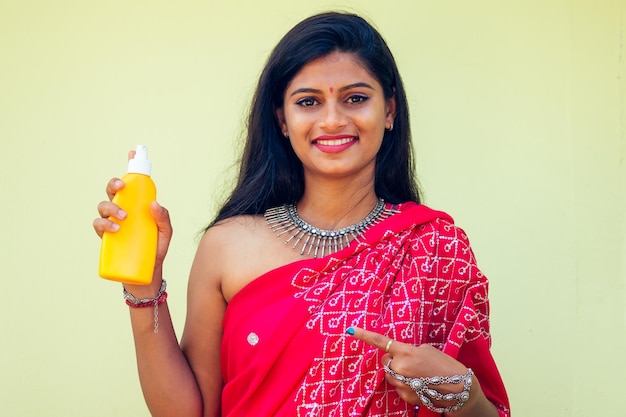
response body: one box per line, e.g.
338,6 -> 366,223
221,202 -> 510,417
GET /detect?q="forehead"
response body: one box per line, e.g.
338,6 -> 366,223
285,51 -> 380,91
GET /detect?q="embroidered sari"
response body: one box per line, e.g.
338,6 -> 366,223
221,202 -> 510,417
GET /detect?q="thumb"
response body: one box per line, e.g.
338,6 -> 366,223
150,201 -> 173,237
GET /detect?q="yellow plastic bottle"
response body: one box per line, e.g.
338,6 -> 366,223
99,145 -> 158,285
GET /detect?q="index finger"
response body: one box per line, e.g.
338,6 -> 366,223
105,177 -> 125,201
346,326 -> 397,353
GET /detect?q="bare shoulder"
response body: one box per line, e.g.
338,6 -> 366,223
196,214 -> 300,302
205,214 -> 272,246
199,215 -> 274,268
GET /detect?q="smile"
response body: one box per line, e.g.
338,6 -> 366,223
314,137 -> 356,146
312,135 -> 358,153
313,135 -> 357,146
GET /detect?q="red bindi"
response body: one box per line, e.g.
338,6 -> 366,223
329,87 -> 334,93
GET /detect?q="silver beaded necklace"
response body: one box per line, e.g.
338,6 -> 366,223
264,198 -> 398,258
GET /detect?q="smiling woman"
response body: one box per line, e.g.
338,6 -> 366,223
277,51 -> 395,183
93,11 -> 510,417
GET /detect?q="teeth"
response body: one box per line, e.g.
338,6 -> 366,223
316,138 -> 354,146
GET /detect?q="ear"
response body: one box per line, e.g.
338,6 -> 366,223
385,92 -> 396,128
275,108 -> 288,136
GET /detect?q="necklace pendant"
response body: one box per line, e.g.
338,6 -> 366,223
264,198 -> 397,258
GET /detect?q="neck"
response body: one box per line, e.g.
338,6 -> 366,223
296,176 -> 378,230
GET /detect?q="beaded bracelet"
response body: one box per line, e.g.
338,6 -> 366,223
123,280 -> 167,333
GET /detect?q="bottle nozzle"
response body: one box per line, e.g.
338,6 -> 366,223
127,145 -> 152,175
135,145 -> 148,160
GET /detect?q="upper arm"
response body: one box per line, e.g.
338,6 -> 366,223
180,228 -> 227,417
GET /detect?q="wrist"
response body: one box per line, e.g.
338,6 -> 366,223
123,280 -> 168,333
444,375 -> 497,417
123,280 -> 167,306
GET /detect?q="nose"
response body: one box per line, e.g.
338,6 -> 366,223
320,101 -> 348,131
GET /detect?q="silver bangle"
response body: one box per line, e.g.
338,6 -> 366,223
384,360 -> 473,414
123,280 -> 167,306
123,280 -> 167,333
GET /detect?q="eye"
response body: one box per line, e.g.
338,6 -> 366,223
347,94 -> 369,104
295,97 -> 318,107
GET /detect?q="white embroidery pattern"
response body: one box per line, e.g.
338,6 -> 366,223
291,218 -> 493,417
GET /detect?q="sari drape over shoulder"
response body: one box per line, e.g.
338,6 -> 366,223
221,202 -> 510,417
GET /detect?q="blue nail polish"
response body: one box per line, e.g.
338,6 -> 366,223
345,327 -> 355,335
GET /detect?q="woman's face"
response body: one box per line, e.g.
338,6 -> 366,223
277,51 -> 395,182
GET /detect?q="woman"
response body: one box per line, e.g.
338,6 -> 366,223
94,12 -> 510,417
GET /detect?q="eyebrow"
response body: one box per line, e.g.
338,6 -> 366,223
289,82 -> 375,97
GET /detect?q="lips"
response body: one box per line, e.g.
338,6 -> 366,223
313,135 -> 357,146
312,135 -> 358,153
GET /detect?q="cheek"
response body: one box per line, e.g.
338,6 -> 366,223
285,112 -> 315,135
356,110 -> 387,132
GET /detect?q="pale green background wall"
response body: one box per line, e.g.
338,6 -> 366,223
1,0 -> 624,416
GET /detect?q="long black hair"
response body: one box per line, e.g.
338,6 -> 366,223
210,12 -> 421,226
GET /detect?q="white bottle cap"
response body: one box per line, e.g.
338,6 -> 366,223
127,145 -> 152,175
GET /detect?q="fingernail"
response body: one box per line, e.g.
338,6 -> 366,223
114,180 -> 124,188
345,327 -> 355,336
118,210 -> 127,219
111,223 -> 120,231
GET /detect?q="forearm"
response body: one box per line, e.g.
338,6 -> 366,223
125,272 -> 203,417
129,302 -> 203,417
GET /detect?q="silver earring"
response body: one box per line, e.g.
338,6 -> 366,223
386,123 -> 394,131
